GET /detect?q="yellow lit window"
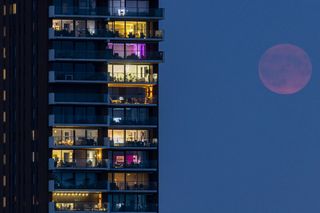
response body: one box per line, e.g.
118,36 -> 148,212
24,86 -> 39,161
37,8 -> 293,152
12,3 -> 16,14
126,21 -> 147,38
112,21 -> 125,37
3,69 -> 6,80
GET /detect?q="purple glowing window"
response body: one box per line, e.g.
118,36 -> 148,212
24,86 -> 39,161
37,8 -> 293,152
108,43 -> 146,59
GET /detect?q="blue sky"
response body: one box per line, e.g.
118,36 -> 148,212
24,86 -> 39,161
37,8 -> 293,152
160,0 -> 320,212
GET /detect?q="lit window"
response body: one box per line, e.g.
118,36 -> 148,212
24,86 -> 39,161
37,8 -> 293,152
12,3 -> 16,14
3,176 -> 6,186
3,5 -> 6,16
3,154 -> 6,165
3,133 -> 6,144
3,69 -> 6,80
2,112 -> 5,122
3,90 -> 6,101
2,196 -> 6,207
3,48 -> 6,59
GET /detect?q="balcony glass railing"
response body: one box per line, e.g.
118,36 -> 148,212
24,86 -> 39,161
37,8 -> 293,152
111,203 -> 158,212
53,94 -> 156,105
110,181 -> 157,191
109,140 -> 158,148
110,117 -> 157,126
53,71 -> 157,83
53,29 -> 163,40
112,160 -> 157,169
53,115 -> 157,126
53,50 -> 164,61
55,72 -> 108,81
55,202 -> 108,212
109,95 -> 157,105
53,6 -> 164,18
54,158 -> 109,169
54,180 -> 109,190
54,93 -> 109,103
54,115 -> 109,125
53,136 -> 99,146
108,74 -> 157,84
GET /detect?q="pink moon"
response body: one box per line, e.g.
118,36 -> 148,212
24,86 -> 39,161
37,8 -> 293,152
258,44 -> 312,95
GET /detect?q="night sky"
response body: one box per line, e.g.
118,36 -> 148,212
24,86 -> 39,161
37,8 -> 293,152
160,0 -> 320,212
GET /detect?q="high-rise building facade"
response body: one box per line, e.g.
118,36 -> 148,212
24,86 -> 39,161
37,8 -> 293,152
0,0 -> 163,212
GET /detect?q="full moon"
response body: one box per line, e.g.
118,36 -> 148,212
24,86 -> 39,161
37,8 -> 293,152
258,44 -> 312,95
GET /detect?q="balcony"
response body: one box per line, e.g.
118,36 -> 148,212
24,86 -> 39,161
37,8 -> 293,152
110,117 -> 157,127
49,49 -> 164,63
49,115 -> 109,127
111,203 -> 158,213
49,71 -> 108,84
110,181 -> 157,192
49,136 -> 108,149
48,93 -> 156,106
49,5 -> 164,19
109,95 -> 157,106
49,93 -> 109,105
107,139 -> 158,149
49,115 -> 157,127
112,160 -> 157,170
49,201 -> 109,213
108,75 -> 157,85
49,71 -> 158,85
50,180 -> 110,192
49,28 -> 164,42
49,158 -> 110,170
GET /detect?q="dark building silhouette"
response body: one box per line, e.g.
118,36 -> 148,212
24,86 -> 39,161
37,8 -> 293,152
0,0 -> 163,212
